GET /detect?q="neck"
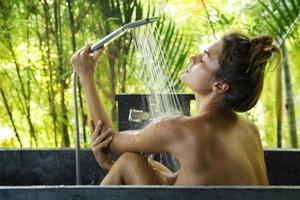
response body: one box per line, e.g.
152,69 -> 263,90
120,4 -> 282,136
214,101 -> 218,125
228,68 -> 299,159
194,91 -> 226,115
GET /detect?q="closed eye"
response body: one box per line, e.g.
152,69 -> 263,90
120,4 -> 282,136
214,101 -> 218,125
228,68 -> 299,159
200,56 -> 205,63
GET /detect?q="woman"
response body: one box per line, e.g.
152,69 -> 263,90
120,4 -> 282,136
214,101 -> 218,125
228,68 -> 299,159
71,32 -> 280,185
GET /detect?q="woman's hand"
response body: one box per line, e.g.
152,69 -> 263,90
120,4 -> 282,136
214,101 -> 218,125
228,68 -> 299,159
70,44 -> 103,82
90,120 -> 114,171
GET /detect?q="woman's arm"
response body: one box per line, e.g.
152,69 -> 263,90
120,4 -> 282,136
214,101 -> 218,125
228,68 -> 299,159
71,45 -> 114,131
81,77 -> 114,131
107,116 -> 187,156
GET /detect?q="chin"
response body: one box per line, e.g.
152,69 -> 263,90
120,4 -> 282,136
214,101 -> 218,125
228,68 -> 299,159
180,75 -> 191,90
180,73 -> 187,83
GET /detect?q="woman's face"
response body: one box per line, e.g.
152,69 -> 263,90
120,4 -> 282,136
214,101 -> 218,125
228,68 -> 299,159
180,39 -> 223,93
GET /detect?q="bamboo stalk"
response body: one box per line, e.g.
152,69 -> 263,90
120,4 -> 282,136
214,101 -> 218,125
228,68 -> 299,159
282,42 -> 298,148
0,88 -> 23,147
275,62 -> 282,148
54,0 -> 70,147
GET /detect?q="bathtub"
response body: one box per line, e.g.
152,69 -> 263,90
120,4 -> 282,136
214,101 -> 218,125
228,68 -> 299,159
0,149 -> 299,199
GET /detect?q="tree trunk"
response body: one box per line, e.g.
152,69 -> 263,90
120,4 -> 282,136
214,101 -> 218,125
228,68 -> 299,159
109,55 -> 117,124
0,88 -> 23,147
54,0 -> 70,147
42,0 -> 58,147
7,39 -> 38,147
121,42 -> 131,93
25,12 -> 37,147
282,42 -> 298,148
67,0 -> 88,145
275,61 -> 282,148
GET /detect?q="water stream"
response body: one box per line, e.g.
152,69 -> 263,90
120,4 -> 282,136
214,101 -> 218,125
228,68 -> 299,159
131,22 -> 185,171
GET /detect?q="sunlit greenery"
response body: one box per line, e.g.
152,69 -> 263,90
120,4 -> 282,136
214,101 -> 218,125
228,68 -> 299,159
0,0 -> 299,148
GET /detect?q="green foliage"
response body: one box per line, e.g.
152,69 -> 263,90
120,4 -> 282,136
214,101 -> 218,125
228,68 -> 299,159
0,0 -> 299,148
0,0 -> 193,147
258,0 -> 300,46
256,0 -> 300,148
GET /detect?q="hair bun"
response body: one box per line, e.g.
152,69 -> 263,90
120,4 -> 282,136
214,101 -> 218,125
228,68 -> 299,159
251,35 -> 273,47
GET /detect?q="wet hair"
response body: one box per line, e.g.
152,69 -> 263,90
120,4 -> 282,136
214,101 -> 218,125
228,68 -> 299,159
215,32 -> 281,112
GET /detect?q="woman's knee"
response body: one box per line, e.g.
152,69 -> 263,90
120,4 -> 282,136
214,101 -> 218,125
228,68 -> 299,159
117,152 -> 151,174
118,152 -> 143,163
101,153 -> 146,185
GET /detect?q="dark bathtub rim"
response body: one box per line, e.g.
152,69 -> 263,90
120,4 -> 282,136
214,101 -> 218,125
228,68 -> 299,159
1,185 -> 300,200
1,185 -> 300,189
0,148 -> 299,151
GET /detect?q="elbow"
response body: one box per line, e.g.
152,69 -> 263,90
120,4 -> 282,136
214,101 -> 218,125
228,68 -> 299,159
108,133 -> 129,155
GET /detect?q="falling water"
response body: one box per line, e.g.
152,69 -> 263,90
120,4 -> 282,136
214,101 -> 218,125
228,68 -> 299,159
131,22 -> 185,171
132,22 -> 184,120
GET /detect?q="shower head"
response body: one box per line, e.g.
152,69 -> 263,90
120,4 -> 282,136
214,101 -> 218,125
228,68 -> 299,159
123,17 -> 159,29
90,17 -> 159,53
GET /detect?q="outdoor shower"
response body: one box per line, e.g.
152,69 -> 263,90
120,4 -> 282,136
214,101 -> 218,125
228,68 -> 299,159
73,17 -> 159,185
1,16 -> 300,198
89,17 -> 159,52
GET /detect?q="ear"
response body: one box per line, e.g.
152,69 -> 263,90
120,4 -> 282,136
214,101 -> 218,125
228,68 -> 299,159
212,81 -> 229,93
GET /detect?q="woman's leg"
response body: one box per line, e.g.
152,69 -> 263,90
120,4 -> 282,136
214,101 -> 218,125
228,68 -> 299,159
100,152 -> 177,185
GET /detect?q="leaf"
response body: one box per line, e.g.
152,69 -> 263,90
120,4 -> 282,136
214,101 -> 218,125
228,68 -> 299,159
258,0 -> 300,46
258,0 -> 286,34
281,0 -> 294,21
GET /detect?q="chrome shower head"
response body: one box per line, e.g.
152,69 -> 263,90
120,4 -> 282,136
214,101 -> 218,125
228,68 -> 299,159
90,17 -> 159,53
123,17 -> 159,29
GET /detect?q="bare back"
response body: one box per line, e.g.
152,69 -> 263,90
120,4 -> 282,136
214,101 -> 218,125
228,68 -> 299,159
172,111 -> 269,185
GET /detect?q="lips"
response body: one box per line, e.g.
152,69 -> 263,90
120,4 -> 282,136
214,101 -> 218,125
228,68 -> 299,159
185,64 -> 193,73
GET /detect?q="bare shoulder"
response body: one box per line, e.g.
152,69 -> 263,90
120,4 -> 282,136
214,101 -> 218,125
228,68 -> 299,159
150,115 -> 192,142
146,115 -> 210,143
240,117 -> 260,137
151,115 -> 189,129
239,116 -> 264,151
153,115 -> 189,123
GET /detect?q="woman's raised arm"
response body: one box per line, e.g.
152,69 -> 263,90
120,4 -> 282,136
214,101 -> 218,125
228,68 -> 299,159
70,44 -> 115,132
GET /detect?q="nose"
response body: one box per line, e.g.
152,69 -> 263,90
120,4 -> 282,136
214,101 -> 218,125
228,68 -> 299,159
189,55 -> 197,64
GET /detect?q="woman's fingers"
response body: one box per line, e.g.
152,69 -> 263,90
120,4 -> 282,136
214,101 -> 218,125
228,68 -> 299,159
70,47 -> 83,64
91,128 -> 110,147
79,44 -> 92,61
91,128 -> 112,147
91,120 -> 103,142
89,120 -> 95,132
75,47 -> 84,57
71,43 -> 103,73
92,48 -> 103,62
92,136 -> 113,152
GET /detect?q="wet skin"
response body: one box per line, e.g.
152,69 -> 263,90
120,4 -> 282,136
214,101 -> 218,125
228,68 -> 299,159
71,40 -> 269,185
103,111 -> 268,185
